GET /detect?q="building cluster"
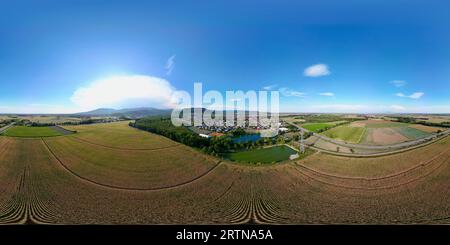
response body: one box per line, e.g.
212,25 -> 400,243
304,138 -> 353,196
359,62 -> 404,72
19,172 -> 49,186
194,118 -> 291,138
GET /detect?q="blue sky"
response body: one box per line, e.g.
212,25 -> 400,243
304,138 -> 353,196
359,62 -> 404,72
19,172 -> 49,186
1,0 -> 450,113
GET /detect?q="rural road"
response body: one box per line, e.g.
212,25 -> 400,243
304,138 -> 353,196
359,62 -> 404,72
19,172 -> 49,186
0,122 -> 15,134
284,120 -> 450,151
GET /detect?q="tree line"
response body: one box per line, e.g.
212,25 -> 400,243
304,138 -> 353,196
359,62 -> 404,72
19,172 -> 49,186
130,117 -> 280,156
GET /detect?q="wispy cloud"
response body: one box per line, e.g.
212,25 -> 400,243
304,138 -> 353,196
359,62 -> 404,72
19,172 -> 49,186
390,104 -> 405,110
165,55 -> 176,75
390,80 -> 407,87
279,87 -> 306,97
319,92 -> 334,97
304,64 -> 330,77
263,84 -> 278,90
396,92 -> 424,99
409,92 -> 425,99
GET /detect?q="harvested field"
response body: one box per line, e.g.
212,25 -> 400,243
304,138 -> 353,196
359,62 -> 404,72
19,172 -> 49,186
345,119 -> 438,145
43,132 -> 219,190
409,124 -> 444,133
362,128 -> 409,145
0,122 -> 449,224
61,121 -> 179,149
361,120 -> 406,128
300,136 -> 450,177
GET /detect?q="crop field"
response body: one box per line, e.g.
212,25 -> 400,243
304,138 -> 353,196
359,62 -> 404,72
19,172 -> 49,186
0,121 -> 449,224
409,124 -> 444,133
322,125 -> 366,143
302,121 -> 347,132
1,126 -> 64,137
44,135 -> 218,189
61,121 -> 179,149
223,145 -> 298,164
321,119 -> 441,145
393,127 -> 430,139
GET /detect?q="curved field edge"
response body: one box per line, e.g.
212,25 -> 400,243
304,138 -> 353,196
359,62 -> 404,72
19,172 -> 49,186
0,124 -> 449,224
42,139 -> 220,191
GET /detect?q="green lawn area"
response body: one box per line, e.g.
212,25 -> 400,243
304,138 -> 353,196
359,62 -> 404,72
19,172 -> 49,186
223,145 -> 298,164
395,127 -> 430,139
302,121 -> 347,132
2,126 -> 63,137
322,125 -> 365,143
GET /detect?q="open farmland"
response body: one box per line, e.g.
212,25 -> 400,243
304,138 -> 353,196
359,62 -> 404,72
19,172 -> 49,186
2,126 -> 64,137
321,119 -> 442,146
361,128 -> 408,145
61,121 -> 180,149
322,125 -> 366,143
223,145 -> 298,164
19,115 -> 82,124
302,121 -> 347,133
0,121 -> 449,224
394,127 -> 430,139
409,124 -> 444,133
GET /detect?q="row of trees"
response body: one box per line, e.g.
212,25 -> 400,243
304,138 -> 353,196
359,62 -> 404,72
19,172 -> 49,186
392,116 -> 450,128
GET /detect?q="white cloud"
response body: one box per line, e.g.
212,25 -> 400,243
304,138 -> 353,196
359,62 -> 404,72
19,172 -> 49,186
319,92 -> 334,97
279,87 -> 306,97
165,55 -> 176,75
390,105 -> 405,111
409,92 -> 424,99
71,75 -> 177,110
263,84 -> 278,90
396,92 -> 424,99
390,80 -> 407,87
304,64 -> 330,77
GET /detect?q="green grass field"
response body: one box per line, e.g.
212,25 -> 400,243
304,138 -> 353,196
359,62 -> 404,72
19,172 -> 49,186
2,126 -> 63,137
302,121 -> 347,132
322,125 -> 365,143
224,145 -> 298,163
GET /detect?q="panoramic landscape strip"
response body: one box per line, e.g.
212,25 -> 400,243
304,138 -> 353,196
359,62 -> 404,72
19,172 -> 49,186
0,112 -> 449,224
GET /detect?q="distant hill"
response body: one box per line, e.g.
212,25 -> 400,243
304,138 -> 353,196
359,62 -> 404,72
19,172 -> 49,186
74,107 -> 277,119
75,107 -> 171,118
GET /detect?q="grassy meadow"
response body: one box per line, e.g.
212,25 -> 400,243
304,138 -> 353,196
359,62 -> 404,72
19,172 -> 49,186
223,145 -> 298,164
2,126 -> 63,137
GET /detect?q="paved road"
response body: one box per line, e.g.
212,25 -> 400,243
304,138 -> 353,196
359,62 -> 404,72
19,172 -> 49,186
0,122 -> 15,134
284,120 -> 450,151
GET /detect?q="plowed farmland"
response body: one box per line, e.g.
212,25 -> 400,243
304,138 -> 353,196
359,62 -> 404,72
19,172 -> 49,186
0,122 -> 449,224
